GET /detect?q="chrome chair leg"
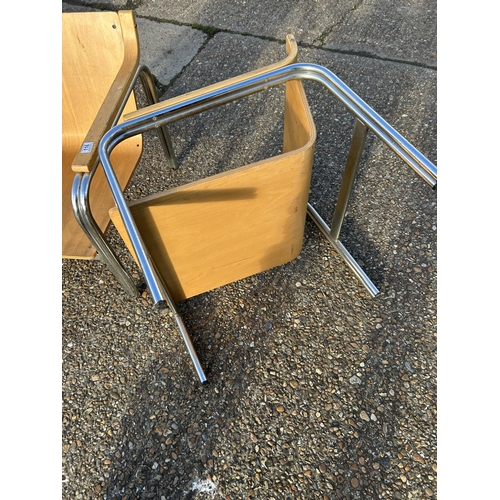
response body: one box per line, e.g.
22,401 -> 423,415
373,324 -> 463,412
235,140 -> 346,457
330,118 -> 369,241
71,172 -> 139,297
138,66 -> 178,169
307,204 -> 379,297
97,143 -> 207,383
173,311 -> 208,384
307,118 -> 380,297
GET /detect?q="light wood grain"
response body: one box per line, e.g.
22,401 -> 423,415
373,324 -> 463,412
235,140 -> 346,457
110,79 -> 316,301
65,11 -> 142,173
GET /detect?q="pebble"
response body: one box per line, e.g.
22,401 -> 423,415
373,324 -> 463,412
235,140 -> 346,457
405,361 -> 415,373
349,375 -> 362,385
360,411 -> 370,422
413,453 -> 425,464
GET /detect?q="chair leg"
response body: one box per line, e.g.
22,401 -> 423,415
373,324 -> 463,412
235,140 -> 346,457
73,169 -> 207,383
97,142 -> 207,383
138,66 -> 178,170
330,118 -> 369,241
71,172 -> 139,297
307,118 -> 379,297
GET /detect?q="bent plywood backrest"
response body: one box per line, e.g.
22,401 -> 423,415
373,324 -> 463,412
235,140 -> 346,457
62,11 -> 142,259
110,79 -> 316,302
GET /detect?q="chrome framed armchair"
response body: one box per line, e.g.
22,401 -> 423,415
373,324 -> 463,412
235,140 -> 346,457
63,11 -> 437,384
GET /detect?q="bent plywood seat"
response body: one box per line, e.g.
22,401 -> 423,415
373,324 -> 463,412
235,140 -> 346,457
62,11 -> 143,259
110,78 -> 316,302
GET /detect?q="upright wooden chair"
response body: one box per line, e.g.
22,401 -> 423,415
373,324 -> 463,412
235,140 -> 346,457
62,11 -> 143,261
64,10 -> 189,297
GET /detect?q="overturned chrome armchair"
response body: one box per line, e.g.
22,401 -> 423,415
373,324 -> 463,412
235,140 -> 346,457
64,11 -> 436,384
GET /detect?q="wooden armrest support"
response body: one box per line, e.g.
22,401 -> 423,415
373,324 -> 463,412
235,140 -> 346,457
123,34 -> 298,122
71,11 -> 140,173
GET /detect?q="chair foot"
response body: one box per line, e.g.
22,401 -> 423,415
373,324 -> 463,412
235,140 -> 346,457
173,313 -> 208,384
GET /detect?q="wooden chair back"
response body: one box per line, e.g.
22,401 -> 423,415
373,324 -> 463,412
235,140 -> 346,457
62,11 -> 142,259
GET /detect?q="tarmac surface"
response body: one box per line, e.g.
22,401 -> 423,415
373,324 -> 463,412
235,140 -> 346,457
62,1 -> 437,499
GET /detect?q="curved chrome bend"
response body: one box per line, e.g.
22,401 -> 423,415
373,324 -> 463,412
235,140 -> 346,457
71,171 -> 139,297
113,63 -> 437,186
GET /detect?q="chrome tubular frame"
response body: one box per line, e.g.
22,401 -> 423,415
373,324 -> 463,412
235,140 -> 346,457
95,62 -> 436,382
71,65 -> 178,297
71,168 -> 139,297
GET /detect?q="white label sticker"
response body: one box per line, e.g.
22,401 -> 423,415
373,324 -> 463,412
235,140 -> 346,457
80,142 -> 93,153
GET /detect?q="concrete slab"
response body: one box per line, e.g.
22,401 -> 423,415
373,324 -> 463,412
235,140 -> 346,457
136,18 -> 207,87
136,0 -> 358,44
136,0 -> 436,66
61,2 -> 96,12
68,0 -> 126,7
62,5 -> 437,500
322,0 -> 437,67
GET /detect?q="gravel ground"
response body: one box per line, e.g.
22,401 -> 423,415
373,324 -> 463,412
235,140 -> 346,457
62,6 -> 437,500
